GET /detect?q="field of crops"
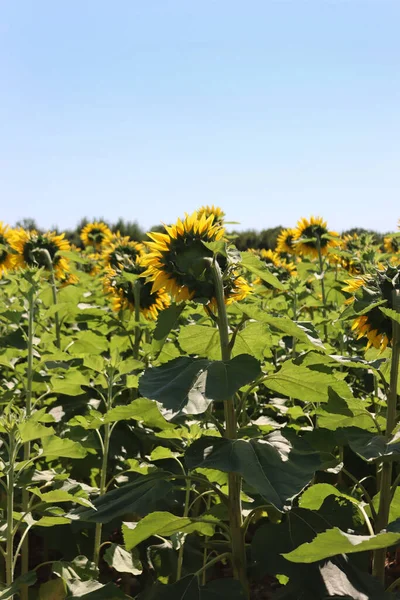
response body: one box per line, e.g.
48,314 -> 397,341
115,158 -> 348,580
1,208 -> 400,600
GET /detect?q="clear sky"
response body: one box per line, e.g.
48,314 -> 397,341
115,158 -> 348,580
1,1 -> 399,234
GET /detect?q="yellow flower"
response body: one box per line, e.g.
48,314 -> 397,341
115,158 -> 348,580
343,266 -> 399,350
293,216 -> 339,258
259,248 -> 282,268
80,222 -> 112,250
10,229 -> 71,279
143,211 -> 234,304
0,222 -> 18,277
276,228 -> 297,255
384,236 -> 400,254
197,205 -> 226,224
102,237 -> 145,271
104,265 -> 170,320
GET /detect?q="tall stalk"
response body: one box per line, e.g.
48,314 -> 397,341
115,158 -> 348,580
6,429 -> 16,594
316,236 -> 328,341
93,372 -> 114,568
133,281 -> 141,361
372,290 -> 400,583
20,287 -> 35,599
176,476 -> 191,581
40,249 -> 61,349
211,259 -> 248,597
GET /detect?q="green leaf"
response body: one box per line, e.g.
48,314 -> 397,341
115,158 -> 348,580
153,303 -> 185,351
264,361 -> 352,404
380,307 -> 400,325
122,511 -> 216,550
338,427 -> 400,462
50,369 -> 90,396
240,252 -> 286,290
0,571 -> 37,599
299,483 -> 360,510
64,580 -> 128,598
83,355 -> 105,373
68,330 -> 108,356
283,527 -> 400,563
72,475 -> 174,523
104,398 -> 174,430
104,544 -> 142,575
41,436 -> 87,459
185,431 -> 321,511
30,488 -> 94,508
139,354 -> 261,416
19,420 -> 55,442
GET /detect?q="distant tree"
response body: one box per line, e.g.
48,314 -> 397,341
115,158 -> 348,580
15,218 -> 40,232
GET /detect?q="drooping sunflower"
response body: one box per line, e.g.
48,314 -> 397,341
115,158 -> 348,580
143,212 -> 250,305
10,229 -> 71,279
104,262 -> 170,320
80,222 -> 112,250
293,216 -> 339,258
276,228 -> 297,255
102,237 -> 145,270
342,266 -> 400,350
197,205 -> 225,225
0,222 -> 17,277
259,248 -> 282,268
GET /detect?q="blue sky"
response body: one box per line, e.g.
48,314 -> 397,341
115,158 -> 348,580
1,1 -> 399,233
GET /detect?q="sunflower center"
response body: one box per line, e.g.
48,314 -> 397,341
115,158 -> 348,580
109,245 -> 141,270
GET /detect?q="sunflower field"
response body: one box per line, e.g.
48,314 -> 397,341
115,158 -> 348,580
1,210 -> 400,600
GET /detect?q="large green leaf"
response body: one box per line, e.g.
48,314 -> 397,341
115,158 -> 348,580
122,511 -> 216,550
67,330 -> 108,356
19,420 -> 55,442
104,544 -> 142,575
185,431 -> 321,510
264,361 -> 352,404
0,571 -> 37,599
41,436 -> 87,459
337,427 -> 400,462
104,398 -> 174,430
283,527 -> 400,563
240,251 -> 286,290
139,354 -> 261,415
73,475 -> 174,523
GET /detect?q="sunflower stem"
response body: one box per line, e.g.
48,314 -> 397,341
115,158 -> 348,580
20,285 -> 35,600
316,235 -> 328,341
6,428 -> 16,594
176,475 -> 191,581
133,280 -> 142,361
211,258 -> 249,599
93,370 -> 114,568
372,289 -> 400,584
39,249 -> 61,349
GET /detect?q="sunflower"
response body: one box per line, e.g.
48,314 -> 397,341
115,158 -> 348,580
0,222 -> 17,277
80,222 -> 112,250
102,237 -> 145,270
384,236 -> 400,254
342,267 -> 400,350
197,205 -> 225,225
259,248 -> 281,268
143,211 -> 244,304
10,229 -> 71,279
104,262 -> 170,320
276,228 -> 297,255
293,216 -> 339,258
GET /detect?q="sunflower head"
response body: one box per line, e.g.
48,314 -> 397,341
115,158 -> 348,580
143,211 -> 240,304
276,228 -> 297,255
197,205 -> 226,225
384,235 -> 400,254
102,238 -> 145,271
293,216 -> 339,258
10,229 -> 71,279
0,222 -> 18,277
343,266 -> 400,350
80,222 -> 112,250
104,258 -> 170,320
